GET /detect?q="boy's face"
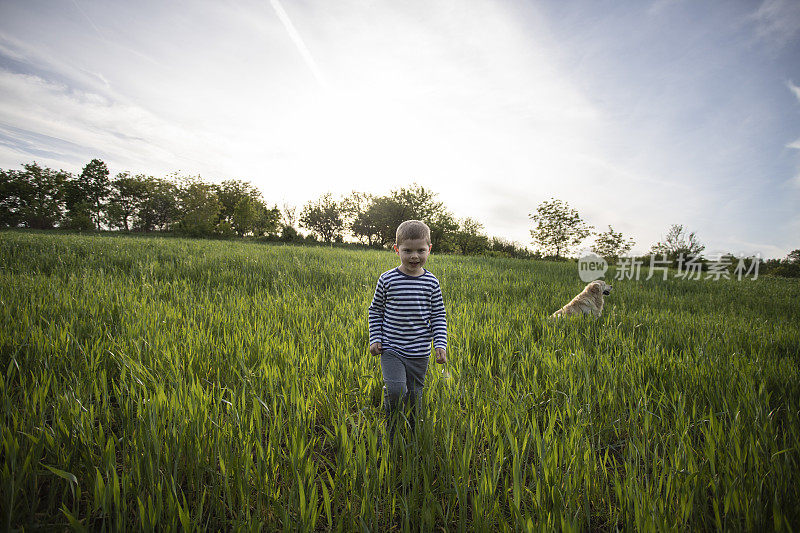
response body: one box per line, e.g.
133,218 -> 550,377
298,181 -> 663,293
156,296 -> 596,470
394,238 -> 431,276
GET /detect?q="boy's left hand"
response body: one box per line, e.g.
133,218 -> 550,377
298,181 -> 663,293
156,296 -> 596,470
435,347 -> 447,364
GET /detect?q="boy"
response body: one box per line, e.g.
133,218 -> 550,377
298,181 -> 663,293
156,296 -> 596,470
368,220 -> 448,443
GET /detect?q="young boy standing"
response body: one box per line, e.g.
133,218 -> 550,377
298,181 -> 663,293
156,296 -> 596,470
368,220 -> 448,443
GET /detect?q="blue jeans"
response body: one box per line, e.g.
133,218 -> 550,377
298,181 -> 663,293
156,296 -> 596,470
380,349 -> 429,442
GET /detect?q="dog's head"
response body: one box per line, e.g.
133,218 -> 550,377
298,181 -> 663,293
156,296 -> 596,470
588,280 -> 613,296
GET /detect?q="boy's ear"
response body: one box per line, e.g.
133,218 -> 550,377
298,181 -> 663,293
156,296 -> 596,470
393,244 -> 399,253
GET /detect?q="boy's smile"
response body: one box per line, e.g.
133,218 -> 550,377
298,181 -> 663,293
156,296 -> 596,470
394,238 -> 431,276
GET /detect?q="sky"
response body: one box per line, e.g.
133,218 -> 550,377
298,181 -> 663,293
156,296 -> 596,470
1,0 -> 799,258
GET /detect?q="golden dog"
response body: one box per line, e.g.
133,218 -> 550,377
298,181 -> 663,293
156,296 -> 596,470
551,280 -> 613,318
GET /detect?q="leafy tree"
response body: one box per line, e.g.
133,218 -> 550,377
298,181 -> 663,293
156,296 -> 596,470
529,198 -> 594,260
216,180 -> 257,226
345,192 -> 387,246
63,202 -> 94,230
62,175 -> 93,230
232,195 -> 258,236
340,191 -> 371,222
454,217 -> 489,255
137,176 -> 179,232
489,237 -> 533,259
0,168 -> 25,227
352,192 -> 409,247
391,183 -> 443,222
177,177 -> 220,237
351,209 -> 382,246
490,237 -> 512,256
354,184 -> 458,248
212,179 -> 279,237
341,191 -> 375,244
281,224 -> 300,242
252,204 -> 281,237
230,196 -> 279,237
767,252 -> 800,278
77,159 -> 110,230
106,173 -> 148,231
364,195 -> 407,246
216,220 -> 236,238
592,225 -> 636,261
1,163 -> 73,229
300,193 -> 344,243
429,211 -> 459,252
649,224 -> 705,262
12,163 -> 70,229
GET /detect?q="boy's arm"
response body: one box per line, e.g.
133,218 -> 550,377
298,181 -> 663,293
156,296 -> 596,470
430,281 -> 448,354
368,277 -> 386,351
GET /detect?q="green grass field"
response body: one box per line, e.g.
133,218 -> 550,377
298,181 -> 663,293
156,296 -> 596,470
2,231 -> 799,531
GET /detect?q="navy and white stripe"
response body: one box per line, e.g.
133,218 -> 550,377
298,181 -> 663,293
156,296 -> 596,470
368,268 -> 448,358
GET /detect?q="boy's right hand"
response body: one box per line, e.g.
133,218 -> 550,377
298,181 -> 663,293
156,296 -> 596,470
370,342 -> 383,355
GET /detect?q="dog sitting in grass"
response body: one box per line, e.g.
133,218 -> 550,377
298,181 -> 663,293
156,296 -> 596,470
551,280 -> 613,318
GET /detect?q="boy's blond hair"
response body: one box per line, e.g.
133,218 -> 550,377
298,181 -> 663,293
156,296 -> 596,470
396,220 -> 431,245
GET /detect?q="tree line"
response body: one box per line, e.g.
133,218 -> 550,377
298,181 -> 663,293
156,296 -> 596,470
530,198 -> 799,277
1,159 -> 797,275
0,160 -> 281,238
0,159 -> 532,258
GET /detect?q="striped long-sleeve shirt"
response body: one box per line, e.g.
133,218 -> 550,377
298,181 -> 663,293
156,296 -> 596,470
368,268 -> 448,358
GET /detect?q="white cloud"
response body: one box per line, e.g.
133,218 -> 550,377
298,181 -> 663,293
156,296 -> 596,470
752,0 -> 800,46
789,81 -> 800,102
0,70 -> 233,177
